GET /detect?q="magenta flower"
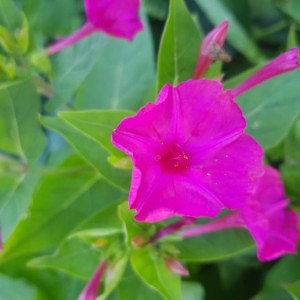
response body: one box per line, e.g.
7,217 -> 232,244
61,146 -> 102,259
240,166 -> 300,261
112,80 -> 263,222
232,48 -> 300,97
112,21 -> 300,223
79,260 -> 107,300
193,20 -> 229,79
85,0 -> 143,41
181,166 -> 300,261
47,0 -> 143,54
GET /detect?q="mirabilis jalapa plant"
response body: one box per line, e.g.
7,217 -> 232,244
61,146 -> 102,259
78,21 -> 300,299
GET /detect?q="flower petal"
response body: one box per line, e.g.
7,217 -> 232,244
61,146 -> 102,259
174,80 -> 246,150
84,0 -> 143,40
133,169 -> 224,222
189,134 -> 263,209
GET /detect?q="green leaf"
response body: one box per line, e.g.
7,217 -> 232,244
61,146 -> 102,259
195,0 -> 264,64
174,229 -> 254,262
253,254 -> 300,300
0,0 -> 23,31
284,280 -> 300,300
287,24 -> 298,49
130,247 -> 181,300
59,110 -> 133,157
28,236 -> 101,280
281,165 -> 300,205
284,118 -> 300,165
0,80 -> 46,163
275,0 -> 300,23
0,156 -> 123,260
118,202 -> 151,247
144,0 -> 168,20
0,274 -> 37,300
116,263 -> 163,300
237,68 -> 300,149
181,281 -> 205,300
48,15 -> 155,112
156,0 -> 202,91
0,0 -> 29,54
0,166 -> 40,241
0,253 -> 85,300
73,202 -> 123,239
41,116 -> 131,191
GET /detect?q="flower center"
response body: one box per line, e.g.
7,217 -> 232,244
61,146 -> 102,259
156,143 -> 189,172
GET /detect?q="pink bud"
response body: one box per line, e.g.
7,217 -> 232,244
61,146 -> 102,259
79,260 -> 107,300
232,48 -> 300,97
193,20 -> 229,79
164,257 -> 189,277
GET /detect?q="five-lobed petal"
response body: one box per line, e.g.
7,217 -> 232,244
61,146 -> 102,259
84,0 -> 143,41
112,80 -> 264,222
241,166 -> 300,261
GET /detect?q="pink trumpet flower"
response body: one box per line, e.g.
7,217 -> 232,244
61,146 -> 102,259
112,80 -> 264,222
181,166 -> 300,261
79,260 -> 107,300
112,20 -> 300,223
47,0 -> 143,54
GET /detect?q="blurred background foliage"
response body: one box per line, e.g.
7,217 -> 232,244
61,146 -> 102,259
0,0 -> 300,299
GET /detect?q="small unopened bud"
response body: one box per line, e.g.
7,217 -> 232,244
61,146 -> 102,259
194,20 -> 229,79
232,47 -> 300,97
131,235 -> 145,247
164,257 -> 189,277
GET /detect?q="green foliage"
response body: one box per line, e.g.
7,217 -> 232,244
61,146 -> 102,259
156,0 -> 202,91
131,247 -> 181,300
0,0 -> 300,299
175,229 -> 254,262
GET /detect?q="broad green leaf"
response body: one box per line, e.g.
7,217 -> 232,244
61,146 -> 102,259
281,165 -> 300,205
116,263 -> 163,300
174,229 -> 254,262
0,253 -> 85,300
0,80 -> 46,163
73,202 -> 123,238
130,247 -> 181,300
284,118 -> 300,165
118,202 -> 151,246
0,156 -> 123,260
0,166 -> 40,241
0,156 -> 23,211
0,0 -> 28,54
0,274 -> 37,300
253,254 -> 300,300
237,68 -> 300,149
48,14 -> 155,112
18,0 -> 81,39
47,34 -> 107,112
275,0 -> 300,23
41,116 -> 131,190
28,237 -> 101,280
287,24 -> 298,49
285,280 -> 300,300
59,110 -> 133,157
156,0 -> 202,91
0,0 -> 23,31
181,281 -> 205,300
144,0 -> 168,20
195,0 -> 264,64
